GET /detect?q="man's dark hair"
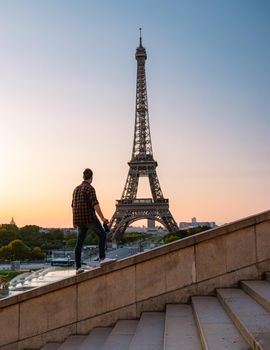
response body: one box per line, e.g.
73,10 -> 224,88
83,168 -> 93,180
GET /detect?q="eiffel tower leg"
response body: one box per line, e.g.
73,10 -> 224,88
109,214 -> 130,242
122,171 -> 139,199
148,168 -> 163,200
161,213 -> 179,233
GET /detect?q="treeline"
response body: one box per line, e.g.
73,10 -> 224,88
122,232 -> 153,243
0,224 -> 66,250
0,224 -> 100,261
0,224 -> 69,261
121,227 -> 212,245
0,240 -> 45,261
162,226 -> 212,244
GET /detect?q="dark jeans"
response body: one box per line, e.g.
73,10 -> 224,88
75,218 -> 106,269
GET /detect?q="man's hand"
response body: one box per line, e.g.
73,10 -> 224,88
94,204 -> 109,224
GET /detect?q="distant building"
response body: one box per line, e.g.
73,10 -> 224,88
39,227 -> 77,234
179,217 -> 217,230
147,218 -> 155,229
125,224 -> 167,235
63,228 -> 77,235
126,226 -> 148,233
10,217 -> 16,226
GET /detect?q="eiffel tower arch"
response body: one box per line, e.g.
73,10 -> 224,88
109,30 -> 179,241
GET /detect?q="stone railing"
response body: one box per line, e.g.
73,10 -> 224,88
0,210 -> 270,349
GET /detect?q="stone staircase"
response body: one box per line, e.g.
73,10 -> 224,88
40,273 -> 270,350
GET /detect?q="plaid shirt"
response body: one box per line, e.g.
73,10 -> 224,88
72,181 -> 99,227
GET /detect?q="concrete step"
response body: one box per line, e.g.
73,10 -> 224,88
101,320 -> 139,350
78,327 -> 112,350
164,304 -> 201,350
241,280 -> 270,313
264,272 -> 270,282
217,288 -> 270,350
40,343 -> 61,350
129,312 -> 165,350
57,335 -> 87,350
192,296 -> 248,350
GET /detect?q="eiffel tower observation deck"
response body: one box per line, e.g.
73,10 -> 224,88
109,30 -> 179,240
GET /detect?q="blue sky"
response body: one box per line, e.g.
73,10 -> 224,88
0,0 -> 269,227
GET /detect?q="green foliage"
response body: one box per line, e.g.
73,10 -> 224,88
0,240 -> 46,261
0,246 -> 10,260
65,231 -> 76,241
50,229 -> 64,241
65,231 -> 77,248
163,234 -> 181,244
40,229 -> 65,251
0,270 -> 22,282
66,238 -> 77,248
122,232 -> 152,244
0,224 -> 19,246
163,226 -> 212,244
7,240 -> 31,260
0,222 -> 104,259
31,247 -> 46,260
186,226 -> 212,235
0,224 -> 66,253
0,224 -> 19,232
18,225 -> 41,247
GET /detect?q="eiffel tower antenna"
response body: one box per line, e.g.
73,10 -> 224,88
109,32 -> 179,240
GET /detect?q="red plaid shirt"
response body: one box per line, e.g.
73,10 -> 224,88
72,181 -> 99,227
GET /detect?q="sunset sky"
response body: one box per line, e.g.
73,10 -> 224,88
0,0 -> 269,228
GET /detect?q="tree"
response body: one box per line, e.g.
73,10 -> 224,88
19,225 -> 41,247
162,226 -> 212,244
0,224 -> 19,246
0,246 -> 10,260
66,238 -> 77,248
38,229 -> 65,252
31,247 -> 46,260
163,234 -> 181,244
49,229 -> 64,241
65,231 -> 76,241
122,232 -> 152,244
7,240 -> 31,260
0,224 -> 19,232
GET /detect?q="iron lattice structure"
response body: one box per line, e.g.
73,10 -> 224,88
109,32 -> 179,240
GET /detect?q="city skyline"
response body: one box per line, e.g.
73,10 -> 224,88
0,1 -> 269,228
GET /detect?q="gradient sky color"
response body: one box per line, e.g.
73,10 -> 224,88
0,0 -> 269,228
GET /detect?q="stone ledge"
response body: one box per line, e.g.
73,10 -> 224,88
0,209 -> 269,348
0,209 -> 269,309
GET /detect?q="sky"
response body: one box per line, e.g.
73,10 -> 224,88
0,0 -> 269,228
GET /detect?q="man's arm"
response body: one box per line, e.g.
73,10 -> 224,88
94,204 -> 109,224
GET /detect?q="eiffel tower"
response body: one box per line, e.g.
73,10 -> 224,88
109,30 -> 179,240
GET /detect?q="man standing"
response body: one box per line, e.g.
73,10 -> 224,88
72,168 -> 115,274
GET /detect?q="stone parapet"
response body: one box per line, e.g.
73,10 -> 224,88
0,209 -> 269,349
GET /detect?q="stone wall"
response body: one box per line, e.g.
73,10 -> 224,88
0,210 -> 270,349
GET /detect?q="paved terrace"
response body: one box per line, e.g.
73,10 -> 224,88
0,210 -> 270,349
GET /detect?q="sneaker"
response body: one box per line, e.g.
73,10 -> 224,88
76,267 -> 85,275
99,257 -> 117,266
